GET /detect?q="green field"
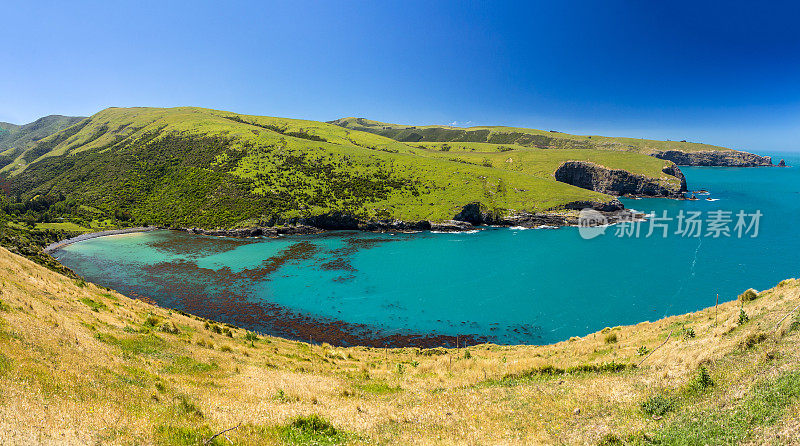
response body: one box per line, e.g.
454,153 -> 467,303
331,117 -> 732,154
0,107 -> 716,229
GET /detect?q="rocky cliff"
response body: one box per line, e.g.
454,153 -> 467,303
652,150 -> 772,167
553,161 -> 687,197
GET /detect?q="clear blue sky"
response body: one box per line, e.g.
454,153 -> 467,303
2,1 -> 799,152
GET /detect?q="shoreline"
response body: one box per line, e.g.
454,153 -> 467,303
43,226 -> 159,253
42,209 -> 645,254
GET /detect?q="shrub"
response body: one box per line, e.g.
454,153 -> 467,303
790,314 -> 800,332
159,321 -> 180,334
641,395 -> 675,416
682,327 -> 696,339
283,414 -> 340,439
738,288 -> 759,302
637,346 -> 650,356
605,333 -> 618,344
738,309 -> 750,325
244,331 -> 259,342
143,315 -> 161,328
223,327 -> 233,338
463,349 -> 472,359
695,366 -> 714,390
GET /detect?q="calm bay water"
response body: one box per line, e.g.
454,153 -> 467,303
53,154 -> 800,346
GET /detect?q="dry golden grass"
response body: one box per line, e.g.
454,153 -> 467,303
1,245 -> 799,445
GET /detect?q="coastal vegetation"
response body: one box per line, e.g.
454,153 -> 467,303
0,107 -> 701,232
1,244 -> 799,444
0,115 -> 86,172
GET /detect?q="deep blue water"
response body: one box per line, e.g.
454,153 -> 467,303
53,153 -> 800,346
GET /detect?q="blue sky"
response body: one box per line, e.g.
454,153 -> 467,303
2,1 -> 799,152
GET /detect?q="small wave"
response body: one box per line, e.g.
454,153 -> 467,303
430,229 -> 480,234
509,225 -> 559,230
705,198 -> 720,202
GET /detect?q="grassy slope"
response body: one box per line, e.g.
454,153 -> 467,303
331,117 -> 733,155
410,142 -> 683,190
1,245 -> 799,444
0,115 -> 86,171
1,107 -> 684,228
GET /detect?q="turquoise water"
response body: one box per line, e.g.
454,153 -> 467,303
53,154 -> 800,346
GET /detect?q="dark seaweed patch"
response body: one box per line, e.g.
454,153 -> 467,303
320,258 -> 355,272
146,231 -> 257,257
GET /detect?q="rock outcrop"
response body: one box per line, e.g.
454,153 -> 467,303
553,161 -> 686,197
652,150 -> 772,167
453,202 -> 503,225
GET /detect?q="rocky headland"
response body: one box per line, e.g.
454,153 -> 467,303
553,161 -> 687,197
652,150 -> 773,167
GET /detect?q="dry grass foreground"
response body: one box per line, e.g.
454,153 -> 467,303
1,245 -> 799,445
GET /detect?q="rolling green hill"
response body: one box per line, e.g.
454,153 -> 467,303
0,115 -> 86,171
330,117 -> 732,154
2,107 -> 692,230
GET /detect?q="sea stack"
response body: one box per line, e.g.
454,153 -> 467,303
779,159 -> 786,167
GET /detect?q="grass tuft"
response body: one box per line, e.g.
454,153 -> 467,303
79,297 -> 107,312
640,394 -> 675,417
738,288 -> 759,302
279,415 -> 350,445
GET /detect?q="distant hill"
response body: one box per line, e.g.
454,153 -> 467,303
4,107 -> 692,229
0,115 -> 86,170
329,117 -> 731,154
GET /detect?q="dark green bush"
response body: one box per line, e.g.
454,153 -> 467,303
641,395 -> 675,416
739,309 -> 750,325
695,366 -> 714,390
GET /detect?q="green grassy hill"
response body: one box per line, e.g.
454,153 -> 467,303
0,115 -> 86,171
330,117 -> 731,154
0,107 -> 690,230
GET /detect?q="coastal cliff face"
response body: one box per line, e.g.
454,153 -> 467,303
554,161 -> 687,197
175,198 -> 630,236
652,150 -> 772,167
